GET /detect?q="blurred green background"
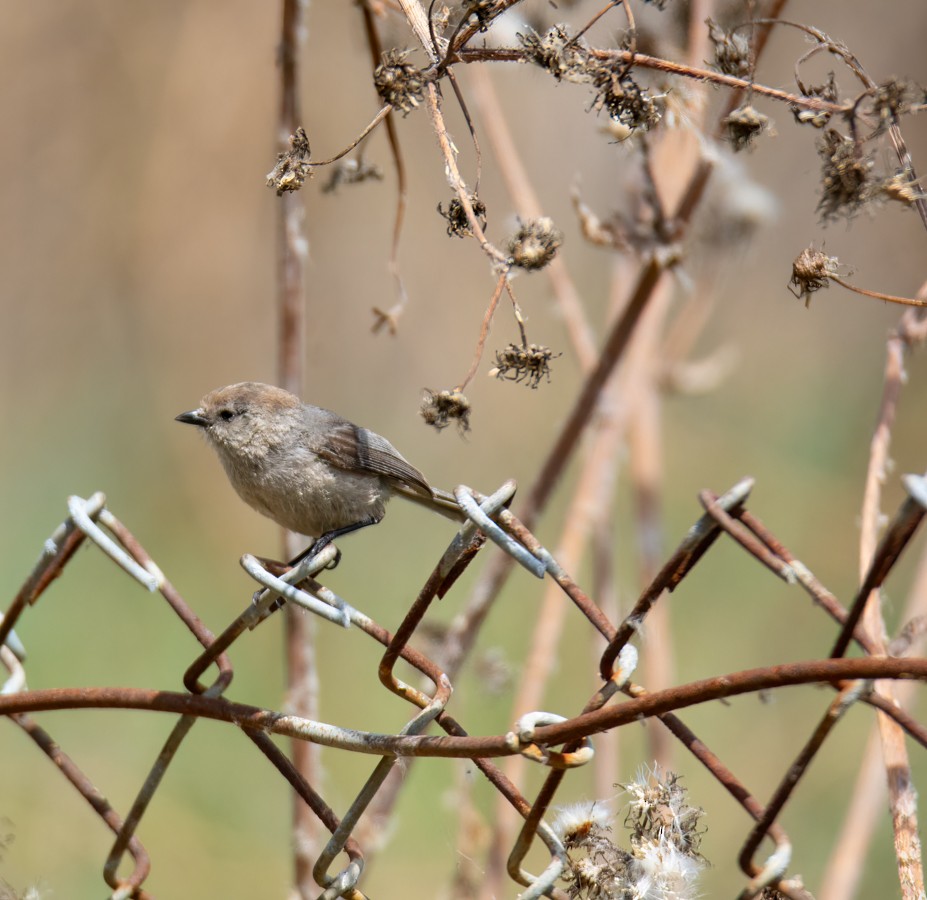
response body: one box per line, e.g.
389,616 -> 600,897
1,1 -> 927,897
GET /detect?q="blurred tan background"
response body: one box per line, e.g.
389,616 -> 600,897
1,1 -> 926,897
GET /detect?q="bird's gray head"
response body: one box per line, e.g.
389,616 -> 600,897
175,382 -> 303,461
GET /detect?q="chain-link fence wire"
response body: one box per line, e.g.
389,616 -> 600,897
2,469 -> 927,898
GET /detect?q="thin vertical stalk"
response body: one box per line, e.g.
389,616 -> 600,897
275,1 -> 318,896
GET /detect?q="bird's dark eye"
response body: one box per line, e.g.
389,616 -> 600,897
218,409 -> 235,421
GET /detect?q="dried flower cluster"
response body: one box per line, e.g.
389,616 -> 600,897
518,26 -> 663,132
489,343 -> 560,388
706,18 -> 752,78
789,245 -> 840,306
266,127 -> 312,195
438,195 -> 488,238
591,66 -> 663,132
877,168 -> 926,206
723,104 -> 772,152
791,72 -> 838,128
517,26 -> 592,84
421,388 -> 471,433
374,49 -> 426,115
507,217 -> 563,270
816,129 -> 873,220
622,767 -> 704,860
870,78 -> 919,132
554,767 -> 706,900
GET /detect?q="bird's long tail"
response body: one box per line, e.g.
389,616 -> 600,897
394,484 -> 468,522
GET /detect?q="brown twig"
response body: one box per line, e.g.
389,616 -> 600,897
274,1 -> 319,894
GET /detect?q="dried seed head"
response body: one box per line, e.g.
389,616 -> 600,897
817,129 -> 873,220
621,766 -> 705,858
722,104 -> 771,152
789,245 -> 840,306
517,25 -> 593,84
876,169 -> 926,206
374,49 -> 426,116
437,195 -> 488,238
266,127 -> 312,195
421,388 -> 471,433
489,343 -> 560,388
507,217 -> 563,271
706,18 -> 752,78
553,802 -> 614,846
792,72 -> 838,129
554,803 -> 632,900
322,158 -> 383,194
871,78 -> 918,130
591,66 -> 663,132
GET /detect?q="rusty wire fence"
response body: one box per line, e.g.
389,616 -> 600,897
4,1 -> 927,898
2,467 -> 927,898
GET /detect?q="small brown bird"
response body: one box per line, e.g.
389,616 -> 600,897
176,382 -> 464,558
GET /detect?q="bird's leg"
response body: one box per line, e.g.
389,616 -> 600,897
288,515 -> 384,571
252,516 -> 384,613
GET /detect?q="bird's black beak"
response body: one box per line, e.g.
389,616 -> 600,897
175,409 -> 209,427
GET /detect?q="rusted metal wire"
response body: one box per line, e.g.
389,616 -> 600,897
3,477 -> 927,898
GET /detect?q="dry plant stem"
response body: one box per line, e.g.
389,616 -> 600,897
573,1 -> 624,48
398,0 -> 438,60
822,537 -> 927,900
274,0 -> 319,893
457,46 -> 843,117
687,0 -> 716,73
359,2 -> 410,324
855,315 -> 925,899
423,82 -> 507,265
466,64 -> 597,365
310,104 -> 393,166
482,327 -> 634,897
628,284 -> 674,768
443,255 -> 665,678
830,276 -> 927,308
457,270 -> 508,390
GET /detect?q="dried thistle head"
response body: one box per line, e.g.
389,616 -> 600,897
722,104 -> 771,152
421,388 -> 471,433
706,18 -> 752,78
621,766 -> 705,858
438,195 -> 488,238
553,802 -> 632,900
789,245 -> 840,306
817,129 -> 873,220
266,127 -> 312,195
374,49 -> 426,115
876,168 -> 926,206
517,25 -> 593,84
489,343 -> 560,388
870,78 -> 918,131
792,72 -> 838,128
507,217 -> 563,270
322,158 -> 383,194
590,66 -> 663,132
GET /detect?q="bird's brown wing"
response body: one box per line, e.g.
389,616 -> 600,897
321,422 -> 434,498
